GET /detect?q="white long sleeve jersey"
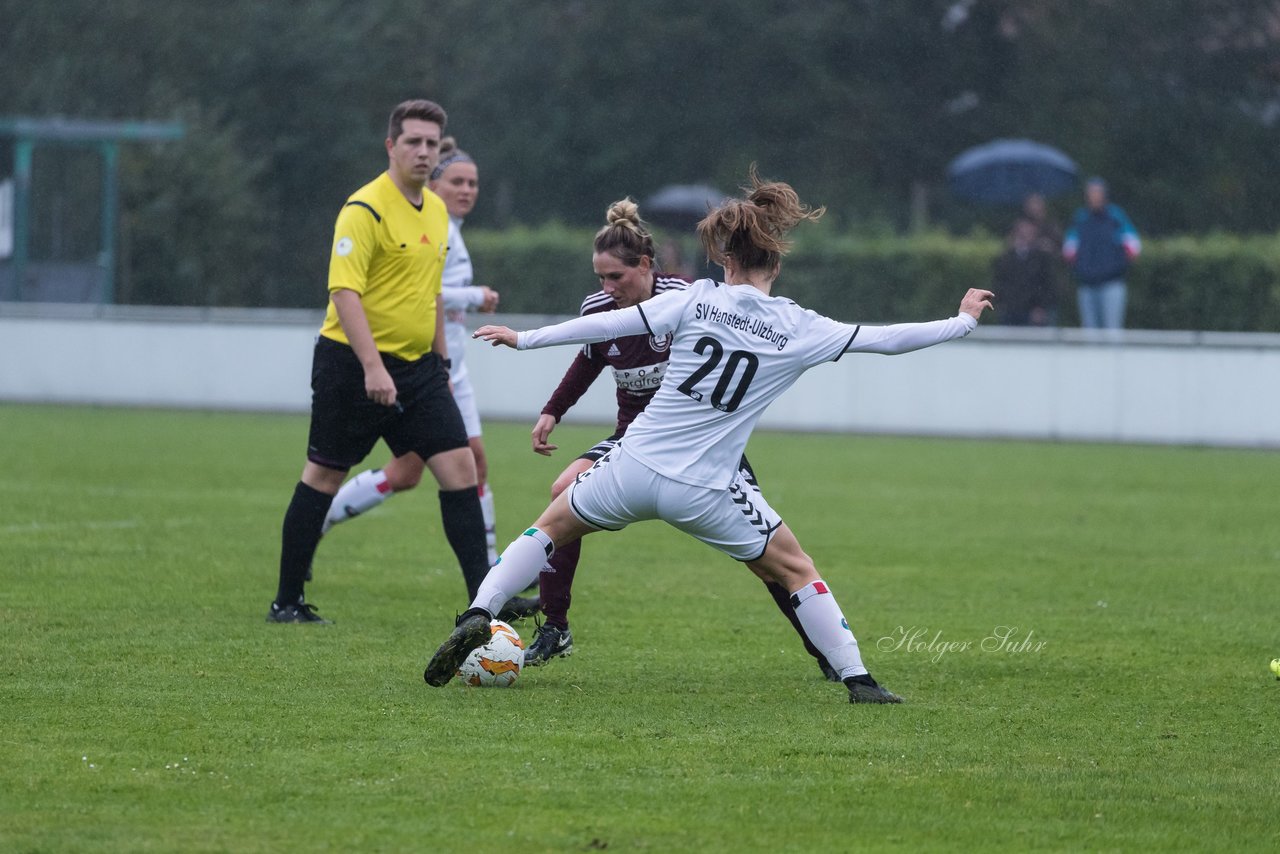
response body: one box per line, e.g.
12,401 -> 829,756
440,218 -> 488,383
518,278 -> 977,489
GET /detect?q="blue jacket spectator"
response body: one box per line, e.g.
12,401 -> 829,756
1062,178 -> 1140,328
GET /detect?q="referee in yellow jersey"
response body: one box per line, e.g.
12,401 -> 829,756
269,99 -> 535,623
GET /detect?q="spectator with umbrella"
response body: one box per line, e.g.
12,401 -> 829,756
947,139 -> 1078,206
643,184 -> 728,280
948,139 -> 1079,328
991,217 -> 1060,327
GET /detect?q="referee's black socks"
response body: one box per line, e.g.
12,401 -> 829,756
438,486 -> 491,600
275,481 -> 333,605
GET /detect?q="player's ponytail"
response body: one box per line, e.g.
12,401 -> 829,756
697,165 -> 824,271
594,198 -> 656,267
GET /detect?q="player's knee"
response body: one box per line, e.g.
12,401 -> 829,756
754,542 -> 816,588
386,470 -> 421,491
550,475 -> 573,500
783,553 -> 819,587
302,462 -> 347,495
384,459 -> 424,491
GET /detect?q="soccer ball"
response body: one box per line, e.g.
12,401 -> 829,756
457,620 -> 525,687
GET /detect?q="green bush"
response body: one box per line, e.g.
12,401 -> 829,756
467,227 -> 1280,331
1129,234 -> 1280,332
465,224 -> 602,317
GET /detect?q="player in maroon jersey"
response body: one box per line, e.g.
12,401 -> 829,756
523,198 -> 838,680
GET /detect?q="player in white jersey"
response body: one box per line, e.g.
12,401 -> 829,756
308,138 -> 538,620
525,199 -> 841,678
431,138 -> 502,563
424,169 -> 994,703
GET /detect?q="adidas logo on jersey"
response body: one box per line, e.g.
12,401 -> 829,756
607,343 -> 621,356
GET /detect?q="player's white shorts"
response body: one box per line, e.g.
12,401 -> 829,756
450,372 -> 482,439
566,445 -> 783,562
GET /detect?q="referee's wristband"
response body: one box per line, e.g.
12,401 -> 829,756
440,357 -> 452,371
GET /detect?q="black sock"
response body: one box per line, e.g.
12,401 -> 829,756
763,580 -> 829,667
439,486 -> 491,600
275,481 -> 334,606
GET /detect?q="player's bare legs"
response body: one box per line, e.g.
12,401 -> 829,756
524,459 -> 592,664
525,458 -> 594,662
425,492 -> 593,685
746,524 -> 819,591
319,453 -> 426,535
749,525 -> 902,704
314,452 -> 428,536
469,438 -> 489,485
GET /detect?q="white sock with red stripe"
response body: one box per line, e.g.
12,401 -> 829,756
321,469 -> 393,534
472,527 -> 554,616
479,482 -> 498,565
790,580 -> 868,679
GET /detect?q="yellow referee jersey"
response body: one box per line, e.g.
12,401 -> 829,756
320,172 -> 449,361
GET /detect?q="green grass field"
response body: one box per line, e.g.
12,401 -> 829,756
2,403 -> 1277,852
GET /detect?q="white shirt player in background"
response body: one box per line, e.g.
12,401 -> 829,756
316,138 -> 509,568
424,168 -> 994,704
432,141 -> 502,563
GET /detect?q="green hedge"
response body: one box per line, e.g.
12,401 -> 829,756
466,227 -> 1280,331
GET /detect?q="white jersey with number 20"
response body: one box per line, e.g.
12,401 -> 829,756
518,278 -> 977,490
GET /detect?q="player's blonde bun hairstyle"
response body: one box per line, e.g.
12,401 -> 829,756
438,136 -> 461,159
594,198 -> 656,268
431,136 -> 474,182
697,165 -> 824,272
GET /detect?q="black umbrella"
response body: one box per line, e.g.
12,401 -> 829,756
642,184 -> 729,232
946,139 -> 1078,205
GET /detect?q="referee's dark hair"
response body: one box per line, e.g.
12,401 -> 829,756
388,99 -> 448,142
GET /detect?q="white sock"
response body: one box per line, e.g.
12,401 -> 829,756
472,527 -> 554,616
479,482 -> 498,565
791,580 -> 868,680
321,469 -> 393,534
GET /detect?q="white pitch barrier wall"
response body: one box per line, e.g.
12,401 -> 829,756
1,305 -> 1278,448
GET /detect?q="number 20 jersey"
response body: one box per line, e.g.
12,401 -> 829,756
623,279 -> 862,490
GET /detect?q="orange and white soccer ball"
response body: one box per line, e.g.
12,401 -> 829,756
457,620 -> 525,687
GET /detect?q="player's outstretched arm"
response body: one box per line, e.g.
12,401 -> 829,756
845,288 -> 994,356
475,307 -> 648,351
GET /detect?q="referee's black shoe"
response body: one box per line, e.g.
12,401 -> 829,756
497,595 -> 541,623
844,673 -> 903,704
267,600 -> 332,625
424,609 -> 492,686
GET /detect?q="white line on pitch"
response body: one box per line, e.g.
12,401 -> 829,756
0,519 -> 141,536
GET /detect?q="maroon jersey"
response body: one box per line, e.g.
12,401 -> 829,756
541,275 -> 691,435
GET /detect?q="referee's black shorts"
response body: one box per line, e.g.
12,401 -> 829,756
305,336 -> 469,471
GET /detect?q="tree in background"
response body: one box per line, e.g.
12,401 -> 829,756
1,0 -> 1277,308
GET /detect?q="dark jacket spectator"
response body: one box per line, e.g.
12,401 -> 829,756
993,218 -> 1059,327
